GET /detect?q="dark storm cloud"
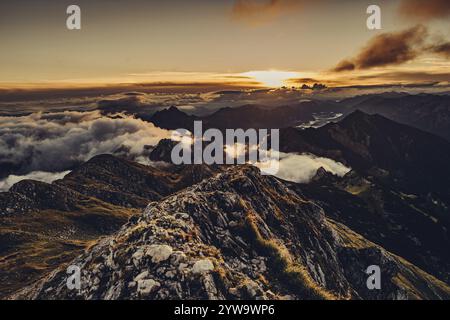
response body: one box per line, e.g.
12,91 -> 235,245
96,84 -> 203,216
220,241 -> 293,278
399,0 -> 450,21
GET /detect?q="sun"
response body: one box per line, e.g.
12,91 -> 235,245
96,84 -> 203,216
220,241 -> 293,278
242,70 -> 300,87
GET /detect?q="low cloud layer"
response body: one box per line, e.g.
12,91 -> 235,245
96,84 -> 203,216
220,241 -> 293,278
399,0 -> 450,21
258,152 -> 351,183
0,171 -> 70,192
0,110 -> 170,178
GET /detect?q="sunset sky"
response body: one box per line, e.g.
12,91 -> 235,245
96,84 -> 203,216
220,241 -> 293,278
0,0 -> 449,89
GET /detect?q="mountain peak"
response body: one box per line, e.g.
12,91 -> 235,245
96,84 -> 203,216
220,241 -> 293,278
341,109 -> 372,123
150,106 -> 196,130
167,106 -> 183,113
14,165 -> 450,300
84,153 -> 125,165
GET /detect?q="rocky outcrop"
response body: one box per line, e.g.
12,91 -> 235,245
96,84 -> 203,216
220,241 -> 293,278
57,154 -> 178,208
149,139 -> 177,163
0,154 -> 221,298
14,166 -> 450,300
0,191 -> 35,215
10,180 -> 82,211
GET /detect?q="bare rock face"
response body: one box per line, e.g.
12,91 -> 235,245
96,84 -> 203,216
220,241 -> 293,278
13,166 -> 450,300
192,259 -> 214,275
137,279 -> 160,296
146,245 -> 173,264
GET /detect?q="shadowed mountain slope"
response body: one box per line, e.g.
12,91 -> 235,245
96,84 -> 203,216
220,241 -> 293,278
341,94 -> 450,140
280,111 -> 450,195
13,166 -> 450,300
288,168 -> 450,284
149,101 -> 341,132
0,155 -> 219,298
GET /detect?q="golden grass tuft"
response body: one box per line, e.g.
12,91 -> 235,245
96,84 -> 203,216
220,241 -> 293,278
242,210 -> 336,300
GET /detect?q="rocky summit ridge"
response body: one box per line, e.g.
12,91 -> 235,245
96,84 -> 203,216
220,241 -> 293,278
13,166 -> 450,300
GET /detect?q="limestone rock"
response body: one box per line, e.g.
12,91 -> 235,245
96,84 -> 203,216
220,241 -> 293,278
192,259 -> 214,274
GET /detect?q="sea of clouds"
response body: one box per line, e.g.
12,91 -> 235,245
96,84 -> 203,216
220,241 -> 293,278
0,97 -> 353,191
0,110 -> 170,190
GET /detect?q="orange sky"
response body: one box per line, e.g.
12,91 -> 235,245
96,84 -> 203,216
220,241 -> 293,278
0,0 -> 448,89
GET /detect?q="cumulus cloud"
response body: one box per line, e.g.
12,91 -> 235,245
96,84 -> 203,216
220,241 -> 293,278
0,110 -> 170,177
0,171 -> 70,192
231,0 -> 303,26
257,152 -> 350,183
333,25 -> 428,72
398,0 -> 450,21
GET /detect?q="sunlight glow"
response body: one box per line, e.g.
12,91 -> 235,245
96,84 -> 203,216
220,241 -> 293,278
242,70 -> 300,87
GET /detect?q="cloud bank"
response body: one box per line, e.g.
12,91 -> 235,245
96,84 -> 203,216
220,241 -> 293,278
0,110 -> 170,178
257,152 -> 351,183
0,171 -> 70,192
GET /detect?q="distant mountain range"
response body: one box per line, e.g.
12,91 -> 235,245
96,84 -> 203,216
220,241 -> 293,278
341,93 -> 450,141
147,93 -> 450,141
2,104 -> 450,300
279,110 -> 450,195
149,101 -> 342,131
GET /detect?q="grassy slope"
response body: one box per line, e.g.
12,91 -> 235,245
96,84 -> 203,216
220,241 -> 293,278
0,197 -> 136,298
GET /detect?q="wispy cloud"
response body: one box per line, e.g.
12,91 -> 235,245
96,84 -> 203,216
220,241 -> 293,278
231,0 -> 303,26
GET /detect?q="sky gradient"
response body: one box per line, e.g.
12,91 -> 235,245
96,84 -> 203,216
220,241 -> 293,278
0,0 -> 449,89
